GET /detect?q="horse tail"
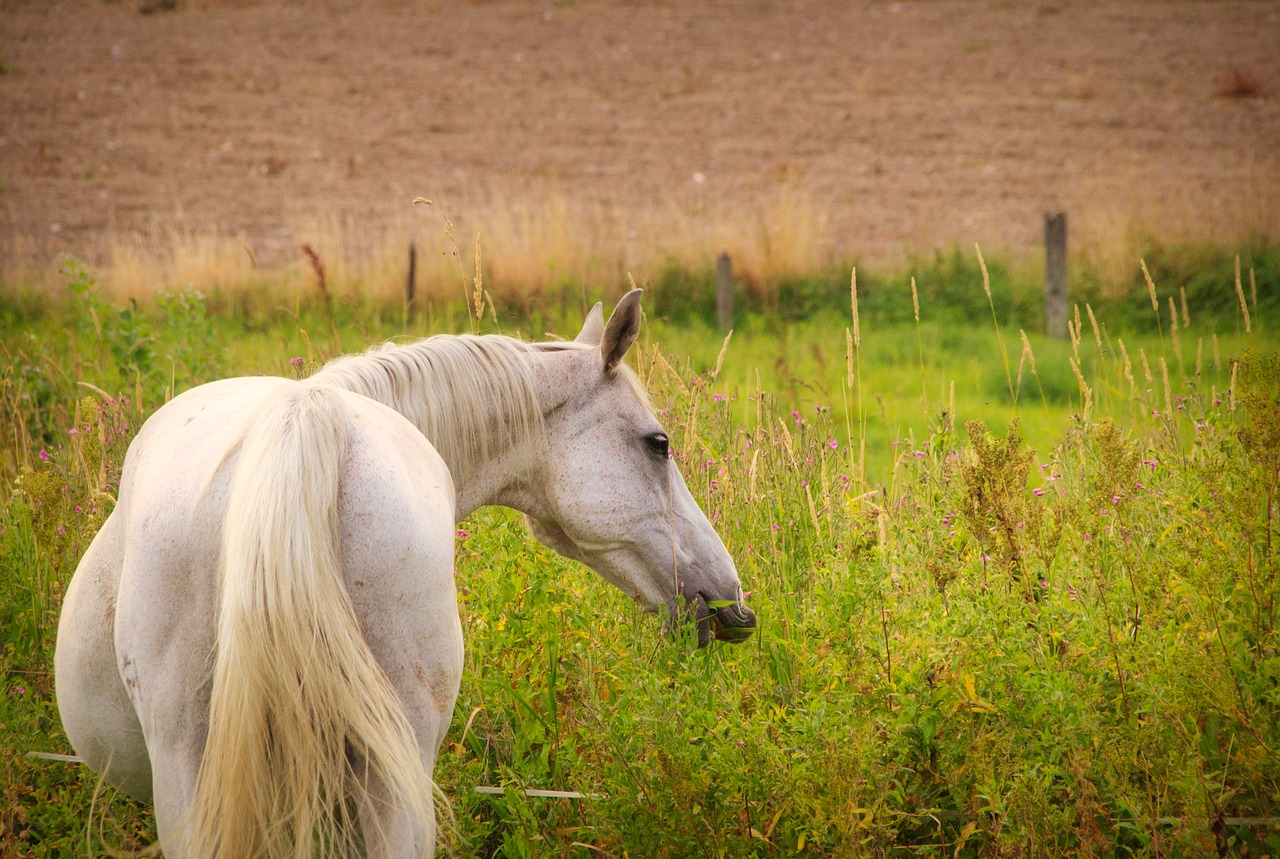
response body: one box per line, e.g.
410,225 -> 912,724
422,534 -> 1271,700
187,383 -> 434,859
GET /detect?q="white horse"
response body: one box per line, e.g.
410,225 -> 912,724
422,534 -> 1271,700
53,289 -> 755,858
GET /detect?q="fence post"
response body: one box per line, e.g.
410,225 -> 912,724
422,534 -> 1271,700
406,241 -> 417,320
1044,212 -> 1068,338
716,252 -> 733,332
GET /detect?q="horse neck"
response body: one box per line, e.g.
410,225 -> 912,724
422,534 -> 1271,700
312,336 -> 556,520
448,430 -> 544,521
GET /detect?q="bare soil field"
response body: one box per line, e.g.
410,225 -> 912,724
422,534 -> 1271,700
1,0 -> 1278,290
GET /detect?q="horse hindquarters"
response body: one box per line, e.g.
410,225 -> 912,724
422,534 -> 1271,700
184,385 -> 442,859
54,513 -> 152,802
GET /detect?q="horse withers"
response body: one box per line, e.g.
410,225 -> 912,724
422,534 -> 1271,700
53,290 -> 755,857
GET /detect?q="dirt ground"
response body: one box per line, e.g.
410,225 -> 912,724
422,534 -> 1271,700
1,0 -> 1278,279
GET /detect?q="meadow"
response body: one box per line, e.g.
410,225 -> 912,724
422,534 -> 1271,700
1,239 -> 1278,857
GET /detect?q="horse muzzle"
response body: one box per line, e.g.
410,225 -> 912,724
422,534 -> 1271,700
695,596 -> 757,647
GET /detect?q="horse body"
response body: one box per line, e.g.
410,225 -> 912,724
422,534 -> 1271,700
58,376 -> 460,854
54,292 -> 755,857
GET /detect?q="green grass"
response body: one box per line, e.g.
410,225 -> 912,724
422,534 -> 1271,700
2,248 -> 1278,856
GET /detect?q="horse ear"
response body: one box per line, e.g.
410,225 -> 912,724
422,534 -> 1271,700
601,289 -> 643,373
575,302 -> 605,345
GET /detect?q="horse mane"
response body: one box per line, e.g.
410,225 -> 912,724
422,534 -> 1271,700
311,331 -> 653,478
311,334 -> 557,478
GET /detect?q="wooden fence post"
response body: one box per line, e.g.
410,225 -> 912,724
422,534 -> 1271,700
406,241 -> 417,320
1044,212 -> 1068,339
716,252 -> 733,331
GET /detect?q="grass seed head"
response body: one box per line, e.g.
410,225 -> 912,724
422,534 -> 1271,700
1086,303 -> 1102,352
975,243 -> 991,300
850,267 -> 861,350
472,233 -> 485,321
1234,254 -> 1252,333
1118,338 -> 1134,389
1019,329 -> 1038,375
1141,258 -> 1159,313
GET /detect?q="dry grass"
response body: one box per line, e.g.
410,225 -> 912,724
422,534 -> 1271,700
1072,158 -> 1280,294
108,226 -> 263,300
3,169 -> 1276,305
2,182 -> 833,305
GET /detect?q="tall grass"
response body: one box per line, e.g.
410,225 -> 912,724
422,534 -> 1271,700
1,248 -> 1277,856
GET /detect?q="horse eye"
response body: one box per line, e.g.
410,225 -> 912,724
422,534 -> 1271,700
644,432 -> 670,458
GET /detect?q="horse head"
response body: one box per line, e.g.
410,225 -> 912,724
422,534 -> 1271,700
524,290 -> 756,646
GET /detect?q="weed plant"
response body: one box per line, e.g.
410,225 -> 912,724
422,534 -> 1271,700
1,249 -> 1277,856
